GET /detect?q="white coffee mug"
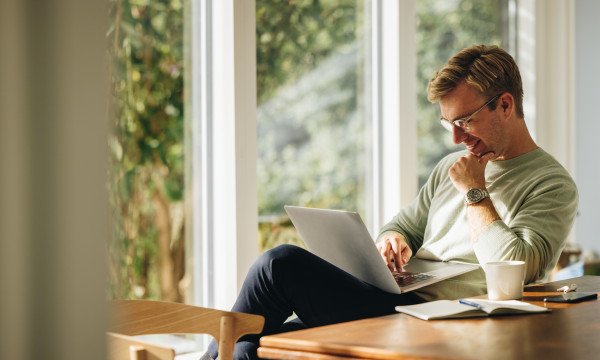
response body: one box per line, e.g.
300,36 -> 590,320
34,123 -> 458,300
485,261 -> 526,300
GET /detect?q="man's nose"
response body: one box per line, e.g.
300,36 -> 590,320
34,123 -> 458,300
452,126 -> 468,144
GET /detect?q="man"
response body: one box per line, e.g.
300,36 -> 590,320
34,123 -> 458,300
203,45 -> 578,360
377,44 -> 577,301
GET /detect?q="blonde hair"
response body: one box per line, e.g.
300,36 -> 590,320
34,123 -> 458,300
427,45 -> 524,118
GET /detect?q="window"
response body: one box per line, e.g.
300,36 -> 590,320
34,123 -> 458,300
256,0 -> 371,252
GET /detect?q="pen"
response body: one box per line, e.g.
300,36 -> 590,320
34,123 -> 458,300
458,299 -> 483,310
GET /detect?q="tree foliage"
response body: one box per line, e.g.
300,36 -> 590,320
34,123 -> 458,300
257,0 -> 361,104
107,0 -> 185,302
256,0 -> 364,211
256,0 -> 366,251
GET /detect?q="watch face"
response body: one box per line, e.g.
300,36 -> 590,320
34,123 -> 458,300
466,189 -> 486,203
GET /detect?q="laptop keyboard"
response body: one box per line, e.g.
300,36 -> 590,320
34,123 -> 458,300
392,271 -> 435,287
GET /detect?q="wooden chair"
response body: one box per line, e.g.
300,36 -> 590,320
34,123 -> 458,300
107,299 -> 265,360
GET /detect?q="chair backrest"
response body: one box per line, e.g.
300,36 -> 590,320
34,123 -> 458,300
107,300 -> 265,360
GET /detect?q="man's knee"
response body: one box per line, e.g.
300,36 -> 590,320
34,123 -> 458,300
245,244 -> 312,292
254,244 -> 306,272
264,243 -> 306,259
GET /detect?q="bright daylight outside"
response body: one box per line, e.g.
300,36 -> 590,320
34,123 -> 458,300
106,0 -> 507,304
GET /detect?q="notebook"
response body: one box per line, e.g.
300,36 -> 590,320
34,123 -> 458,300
284,206 -> 480,294
395,299 -> 551,320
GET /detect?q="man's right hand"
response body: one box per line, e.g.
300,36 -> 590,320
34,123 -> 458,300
376,232 -> 412,272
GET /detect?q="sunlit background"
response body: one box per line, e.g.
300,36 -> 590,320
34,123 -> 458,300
107,0 -> 507,303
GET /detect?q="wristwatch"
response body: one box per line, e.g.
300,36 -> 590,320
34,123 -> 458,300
464,188 -> 490,205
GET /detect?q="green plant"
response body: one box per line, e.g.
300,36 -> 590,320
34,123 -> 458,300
107,0 -> 185,302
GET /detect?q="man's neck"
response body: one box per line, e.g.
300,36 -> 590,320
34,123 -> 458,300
496,119 -> 538,161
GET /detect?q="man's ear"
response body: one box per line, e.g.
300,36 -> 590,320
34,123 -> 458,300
498,93 -> 514,118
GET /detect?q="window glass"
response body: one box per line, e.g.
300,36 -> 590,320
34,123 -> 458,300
256,0 -> 369,252
416,0 -> 508,186
107,0 -> 186,302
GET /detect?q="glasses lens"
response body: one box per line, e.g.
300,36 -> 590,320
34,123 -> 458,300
440,119 -> 453,132
439,119 -> 470,133
454,120 -> 469,131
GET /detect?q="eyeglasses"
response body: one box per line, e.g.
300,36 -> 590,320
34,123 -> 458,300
439,94 -> 500,133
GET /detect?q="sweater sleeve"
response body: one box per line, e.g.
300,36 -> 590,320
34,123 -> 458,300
376,192 -> 428,256
473,171 -> 578,284
376,155 -> 452,256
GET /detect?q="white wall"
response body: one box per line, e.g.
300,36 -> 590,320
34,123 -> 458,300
575,0 -> 600,256
0,1 -> 108,360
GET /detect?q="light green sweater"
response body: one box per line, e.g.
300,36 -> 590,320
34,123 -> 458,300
377,148 -> 578,301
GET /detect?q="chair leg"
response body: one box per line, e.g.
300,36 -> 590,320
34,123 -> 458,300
219,315 -> 236,360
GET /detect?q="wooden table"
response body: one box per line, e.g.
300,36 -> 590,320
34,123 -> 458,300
258,276 -> 600,360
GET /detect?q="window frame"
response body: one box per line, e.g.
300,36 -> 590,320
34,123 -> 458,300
516,0 -> 575,174
187,0 -> 258,311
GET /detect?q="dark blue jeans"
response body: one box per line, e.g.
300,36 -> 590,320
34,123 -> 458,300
207,244 -> 423,360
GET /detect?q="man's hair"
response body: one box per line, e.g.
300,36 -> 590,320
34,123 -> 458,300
427,45 -> 524,118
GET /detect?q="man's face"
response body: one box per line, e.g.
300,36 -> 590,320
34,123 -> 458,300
439,82 -> 507,160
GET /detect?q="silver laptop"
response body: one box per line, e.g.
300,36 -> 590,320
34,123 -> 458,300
284,206 -> 480,294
